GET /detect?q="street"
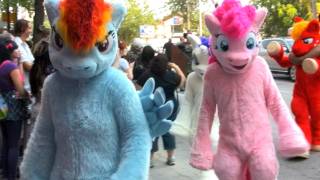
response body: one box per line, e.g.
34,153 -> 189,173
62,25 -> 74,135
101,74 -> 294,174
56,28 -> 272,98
149,74 -> 320,180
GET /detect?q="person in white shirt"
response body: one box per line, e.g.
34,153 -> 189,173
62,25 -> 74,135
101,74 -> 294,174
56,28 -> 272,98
14,19 -> 34,91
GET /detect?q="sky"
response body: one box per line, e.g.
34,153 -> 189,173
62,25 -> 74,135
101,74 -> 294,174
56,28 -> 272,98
143,0 -> 252,19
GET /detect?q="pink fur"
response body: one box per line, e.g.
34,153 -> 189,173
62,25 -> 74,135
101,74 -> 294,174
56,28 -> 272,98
190,1 -> 309,180
214,0 -> 256,39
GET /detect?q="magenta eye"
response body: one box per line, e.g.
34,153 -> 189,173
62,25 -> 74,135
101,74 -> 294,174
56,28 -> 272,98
54,32 -> 64,49
96,39 -> 109,52
52,27 -> 63,50
95,31 -> 114,54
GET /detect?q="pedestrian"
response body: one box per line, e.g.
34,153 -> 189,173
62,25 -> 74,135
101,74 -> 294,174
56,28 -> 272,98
163,38 -> 173,61
14,19 -> 34,92
117,40 -> 133,80
0,37 -> 28,180
177,33 -> 193,75
136,54 -> 186,167
133,45 -> 155,82
125,38 -> 144,63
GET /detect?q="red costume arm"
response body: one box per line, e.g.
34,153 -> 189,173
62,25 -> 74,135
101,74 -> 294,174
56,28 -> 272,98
313,58 -> 320,77
269,45 -> 293,68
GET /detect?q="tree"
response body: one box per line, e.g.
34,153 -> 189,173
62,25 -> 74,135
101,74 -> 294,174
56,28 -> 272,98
118,0 -> 156,43
33,0 -> 46,43
253,0 -> 310,37
166,0 -> 209,35
166,0 -> 198,31
0,0 -> 33,31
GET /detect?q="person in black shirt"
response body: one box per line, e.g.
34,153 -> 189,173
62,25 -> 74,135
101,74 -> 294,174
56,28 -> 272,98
137,54 -> 186,167
133,45 -> 155,81
163,38 -> 173,61
177,33 -> 193,74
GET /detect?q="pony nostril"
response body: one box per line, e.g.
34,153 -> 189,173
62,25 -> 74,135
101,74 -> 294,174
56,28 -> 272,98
84,66 -> 90,70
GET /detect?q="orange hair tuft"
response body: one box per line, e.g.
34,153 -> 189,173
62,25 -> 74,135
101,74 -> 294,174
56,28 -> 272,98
57,0 -> 112,53
291,20 -> 309,40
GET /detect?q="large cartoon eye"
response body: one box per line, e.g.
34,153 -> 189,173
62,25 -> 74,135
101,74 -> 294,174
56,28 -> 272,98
246,32 -> 257,50
52,27 -> 63,50
303,38 -> 313,44
216,35 -> 229,52
96,31 -> 114,53
97,39 -> 109,52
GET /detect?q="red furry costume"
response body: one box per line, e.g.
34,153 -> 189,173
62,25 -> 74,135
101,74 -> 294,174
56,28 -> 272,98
268,16 -> 320,152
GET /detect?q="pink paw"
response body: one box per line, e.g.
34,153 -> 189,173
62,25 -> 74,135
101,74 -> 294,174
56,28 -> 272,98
278,133 -> 309,158
189,154 -> 213,170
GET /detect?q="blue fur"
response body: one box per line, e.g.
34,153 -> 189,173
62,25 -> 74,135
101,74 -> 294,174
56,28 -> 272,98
138,79 -> 173,138
21,69 -> 151,180
20,1 -> 172,179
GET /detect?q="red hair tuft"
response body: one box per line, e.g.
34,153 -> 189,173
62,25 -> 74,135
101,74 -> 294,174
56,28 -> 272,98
57,0 -> 112,52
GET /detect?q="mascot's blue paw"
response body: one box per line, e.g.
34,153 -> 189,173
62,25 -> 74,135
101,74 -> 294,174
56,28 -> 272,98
138,78 -> 173,138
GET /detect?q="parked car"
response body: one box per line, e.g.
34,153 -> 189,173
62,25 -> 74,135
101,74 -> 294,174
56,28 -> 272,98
259,37 -> 296,81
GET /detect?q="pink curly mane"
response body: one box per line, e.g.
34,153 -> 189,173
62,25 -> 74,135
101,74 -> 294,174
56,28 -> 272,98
214,0 -> 256,39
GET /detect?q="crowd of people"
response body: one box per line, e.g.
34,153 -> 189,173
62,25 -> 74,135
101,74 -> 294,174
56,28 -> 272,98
0,19 -> 53,180
0,18 -> 197,179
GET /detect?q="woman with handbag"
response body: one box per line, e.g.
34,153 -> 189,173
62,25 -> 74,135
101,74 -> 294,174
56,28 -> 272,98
0,36 -> 28,180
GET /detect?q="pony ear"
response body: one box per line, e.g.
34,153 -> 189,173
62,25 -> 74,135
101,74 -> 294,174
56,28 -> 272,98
111,2 -> 127,30
306,19 -> 320,33
187,34 -> 201,49
44,0 -> 60,26
294,16 -> 304,22
205,14 -> 220,36
253,8 -> 267,30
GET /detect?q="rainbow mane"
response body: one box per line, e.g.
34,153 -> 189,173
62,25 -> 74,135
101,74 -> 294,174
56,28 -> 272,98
290,18 -> 310,41
213,0 -> 256,39
57,0 -> 112,52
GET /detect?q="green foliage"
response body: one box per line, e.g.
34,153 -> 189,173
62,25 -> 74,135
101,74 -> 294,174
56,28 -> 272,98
118,0 -> 156,44
253,0 -> 310,37
167,0 -> 198,24
0,0 -> 34,11
166,0 -> 209,35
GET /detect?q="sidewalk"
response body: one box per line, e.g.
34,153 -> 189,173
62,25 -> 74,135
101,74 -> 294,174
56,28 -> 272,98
149,116 -> 218,180
149,92 -> 219,180
149,132 -> 218,180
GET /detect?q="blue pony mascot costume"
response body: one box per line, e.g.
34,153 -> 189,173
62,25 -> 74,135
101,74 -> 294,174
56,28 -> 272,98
20,0 -> 173,179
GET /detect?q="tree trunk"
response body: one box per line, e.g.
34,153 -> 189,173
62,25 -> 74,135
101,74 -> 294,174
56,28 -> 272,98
311,0 -> 317,18
6,1 -> 10,31
32,0 -> 45,44
187,1 -> 190,30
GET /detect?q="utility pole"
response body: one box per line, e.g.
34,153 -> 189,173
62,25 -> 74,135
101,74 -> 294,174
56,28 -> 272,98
311,0 -> 317,19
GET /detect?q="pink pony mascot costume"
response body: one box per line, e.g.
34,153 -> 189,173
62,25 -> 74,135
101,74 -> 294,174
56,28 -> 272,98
190,1 -> 309,180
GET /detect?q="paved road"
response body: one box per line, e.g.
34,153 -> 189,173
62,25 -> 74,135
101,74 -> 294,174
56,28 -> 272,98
149,74 -> 320,180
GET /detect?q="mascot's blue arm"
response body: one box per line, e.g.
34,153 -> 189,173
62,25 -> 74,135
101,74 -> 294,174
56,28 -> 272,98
139,78 -> 174,138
